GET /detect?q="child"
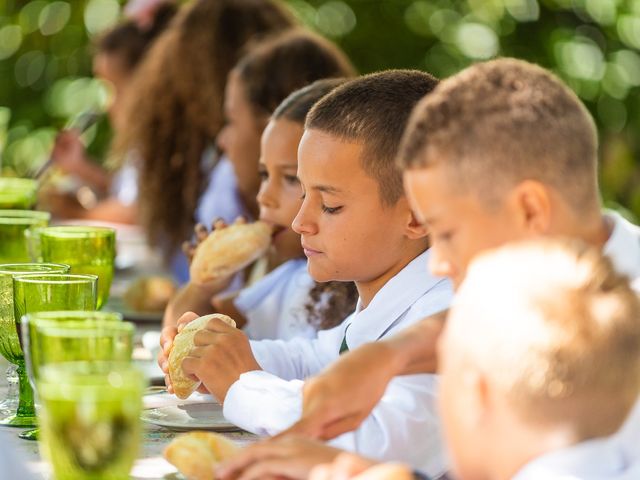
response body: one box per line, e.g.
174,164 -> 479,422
163,30 -> 356,333
113,0 -> 296,282
272,59 -> 640,457
438,240 -> 640,479
174,70 -> 453,476
46,2 -> 176,223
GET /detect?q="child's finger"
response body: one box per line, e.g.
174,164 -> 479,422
194,223 -> 209,241
212,217 -> 228,230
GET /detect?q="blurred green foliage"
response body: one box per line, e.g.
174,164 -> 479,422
0,0 -> 639,217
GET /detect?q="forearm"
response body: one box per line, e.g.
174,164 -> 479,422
383,310 -> 447,376
162,283 -> 216,328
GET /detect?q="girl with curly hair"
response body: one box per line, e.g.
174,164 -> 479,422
114,0 -> 296,280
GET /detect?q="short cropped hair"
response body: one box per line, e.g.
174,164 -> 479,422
449,239 -> 640,439
398,58 -> 600,213
273,78 -> 347,124
307,70 -> 439,205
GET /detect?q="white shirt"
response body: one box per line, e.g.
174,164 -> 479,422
223,250 -> 454,476
603,211 -> 640,463
109,153 -> 139,206
513,435 -> 640,479
234,258 -> 317,341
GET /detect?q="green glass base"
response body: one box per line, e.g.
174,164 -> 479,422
18,427 -> 38,441
0,414 -> 37,428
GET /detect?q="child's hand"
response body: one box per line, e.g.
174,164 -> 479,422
158,311 -> 199,395
51,130 -> 87,174
216,436 -> 344,480
181,316 -> 260,402
182,217 -> 248,264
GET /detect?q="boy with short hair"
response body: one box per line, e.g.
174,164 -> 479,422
176,70 -> 453,474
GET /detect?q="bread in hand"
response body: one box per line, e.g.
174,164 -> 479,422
189,221 -> 271,284
168,313 -> 237,399
163,431 -> 239,480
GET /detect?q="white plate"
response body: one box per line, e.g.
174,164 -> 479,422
141,402 -> 240,432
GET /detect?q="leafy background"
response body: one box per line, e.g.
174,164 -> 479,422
1,0 -> 639,218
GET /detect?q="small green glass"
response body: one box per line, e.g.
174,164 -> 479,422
0,178 -> 38,209
0,263 -> 70,427
8,273 -> 97,427
40,226 -> 116,309
0,210 -> 51,262
37,361 -> 145,480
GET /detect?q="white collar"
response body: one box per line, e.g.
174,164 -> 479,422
513,436 -> 630,479
603,210 -> 640,281
345,250 -> 448,350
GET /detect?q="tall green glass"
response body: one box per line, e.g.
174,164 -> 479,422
0,263 -> 70,426
8,273 -> 97,427
40,226 -> 116,309
0,210 -> 50,262
0,178 -> 38,209
37,362 -> 145,480
19,311 -> 130,440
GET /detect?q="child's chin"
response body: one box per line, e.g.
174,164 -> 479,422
307,261 -> 342,284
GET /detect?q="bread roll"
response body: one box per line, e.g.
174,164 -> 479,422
164,431 -> 239,480
190,221 -> 272,284
168,313 -> 237,399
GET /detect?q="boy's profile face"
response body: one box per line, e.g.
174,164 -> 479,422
293,129 -> 419,284
404,164 -> 528,289
257,118 -> 305,262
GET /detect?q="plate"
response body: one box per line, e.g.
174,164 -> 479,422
141,402 -> 240,432
103,296 -> 163,323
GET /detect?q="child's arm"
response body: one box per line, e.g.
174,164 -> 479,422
222,370 -> 445,476
281,311 -> 446,440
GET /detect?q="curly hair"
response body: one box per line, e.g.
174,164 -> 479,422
114,0 -> 295,255
274,79 -> 360,330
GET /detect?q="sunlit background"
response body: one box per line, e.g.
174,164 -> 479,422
1,0 -> 639,218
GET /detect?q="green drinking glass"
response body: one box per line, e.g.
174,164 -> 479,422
8,273 -> 97,427
0,210 -> 51,262
0,178 -> 38,209
37,361 -> 145,480
0,263 -> 70,427
40,226 -> 116,310
19,311 -> 130,440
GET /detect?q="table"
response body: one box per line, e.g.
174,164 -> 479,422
0,344 -> 259,479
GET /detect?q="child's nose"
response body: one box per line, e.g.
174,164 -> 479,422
257,182 -> 277,209
292,203 -> 316,235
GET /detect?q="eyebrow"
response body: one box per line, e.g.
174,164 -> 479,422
311,184 -> 341,195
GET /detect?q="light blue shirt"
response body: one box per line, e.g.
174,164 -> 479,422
513,435 -> 640,479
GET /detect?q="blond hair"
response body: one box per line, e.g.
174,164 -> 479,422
448,239 -> 640,439
398,58 -> 600,213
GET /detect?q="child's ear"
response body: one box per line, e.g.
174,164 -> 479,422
508,180 -> 552,235
399,198 -> 429,240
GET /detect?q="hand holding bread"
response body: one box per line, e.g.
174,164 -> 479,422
189,219 -> 272,285
168,313 -> 237,399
